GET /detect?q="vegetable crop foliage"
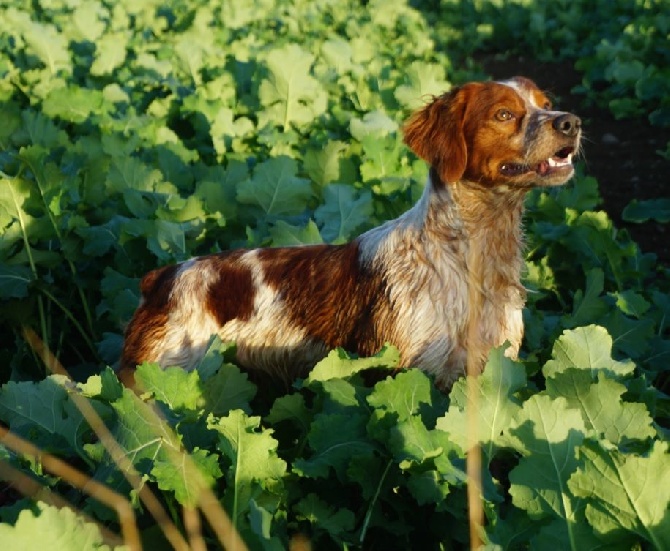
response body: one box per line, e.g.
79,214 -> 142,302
0,0 -> 668,550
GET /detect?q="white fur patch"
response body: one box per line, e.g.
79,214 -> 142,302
217,250 -> 315,376
157,259 -> 220,370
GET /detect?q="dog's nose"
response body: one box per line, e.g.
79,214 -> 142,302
553,113 -> 582,137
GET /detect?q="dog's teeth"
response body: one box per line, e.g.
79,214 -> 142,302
547,154 -> 573,168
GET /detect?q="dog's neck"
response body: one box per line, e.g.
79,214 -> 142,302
363,169 -> 527,255
356,169 -> 528,378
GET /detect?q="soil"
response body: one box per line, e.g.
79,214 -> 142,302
481,56 -> 670,264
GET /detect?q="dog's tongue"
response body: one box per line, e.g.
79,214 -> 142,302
536,160 -> 550,175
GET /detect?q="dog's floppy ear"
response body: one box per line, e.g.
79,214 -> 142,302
403,85 -> 473,184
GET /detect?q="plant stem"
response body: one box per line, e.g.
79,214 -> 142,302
359,458 -> 393,545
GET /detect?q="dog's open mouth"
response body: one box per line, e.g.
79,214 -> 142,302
501,147 -> 575,177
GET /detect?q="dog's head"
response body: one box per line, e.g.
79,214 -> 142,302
403,76 -> 582,188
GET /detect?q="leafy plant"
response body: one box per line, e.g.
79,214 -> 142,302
0,0 -> 668,549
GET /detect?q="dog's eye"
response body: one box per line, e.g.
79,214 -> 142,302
495,109 -> 515,121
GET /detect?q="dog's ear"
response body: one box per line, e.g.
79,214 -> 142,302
403,85 -> 474,184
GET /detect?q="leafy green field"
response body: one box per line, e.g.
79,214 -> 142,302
0,0 -> 668,549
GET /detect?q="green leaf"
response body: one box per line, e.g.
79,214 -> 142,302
266,393 -> 311,430
306,346 -> 400,384
622,198 -> 670,223
201,363 -> 257,416
437,345 -> 526,459
6,9 -> 71,74
389,415 -> 444,467
0,501 -> 118,550
106,157 -> 162,193
258,44 -> 327,129
611,289 -> 651,318
294,493 -> 355,538
314,184 -> 372,243
72,1 -> 107,42
543,325 -> 635,380
109,388 -> 183,468
211,410 -> 286,482
303,141 -> 348,187
134,362 -> 203,412
293,412 -> 375,480
546,370 -> 655,445
350,111 -> 398,141
0,376 -> 93,459
237,156 -> 313,217
152,447 -> 222,507
209,410 -> 286,530
569,440 -> 670,550
562,268 -> 609,328
42,87 -> 105,124
506,394 -> 588,549
394,61 -> 450,109
0,264 -> 33,298
268,220 -> 324,246
91,33 -> 128,76
367,369 -> 434,423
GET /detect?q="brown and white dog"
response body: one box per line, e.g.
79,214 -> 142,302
119,77 -> 581,389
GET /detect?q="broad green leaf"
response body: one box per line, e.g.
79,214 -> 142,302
106,157 -> 162,193
209,410 -> 286,531
367,369 -> 433,423
72,1 -> 107,42
201,363 -> 257,416
268,220 -> 324,246
0,501 -> 117,550
6,9 -> 71,74
437,346 -> 526,459
306,346 -> 400,384
546,370 -> 655,445
193,162 -> 247,222
258,44 -> 327,129
303,141 -> 348,187
0,264 -> 33,298
543,325 -> 635,380
319,378 -> 363,410
389,415 -> 444,468
237,156 -> 313,217
569,440 -> 670,550
109,389 -> 187,473
320,37 -> 354,73
314,184 -> 372,243
611,289 -> 651,318
388,417 -> 464,505
293,412 -> 375,480
294,493 -> 355,537
602,308 -> 655,359
152,447 -> 222,506
91,33 -> 128,76
394,61 -> 450,109
350,111 -> 398,141
134,362 -> 202,412
0,376 -> 93,460
210,410 -> 286,482
266,393 -> 311,430
42,87 -> 105,124
622,198 -> 670,224
78,368 -> 124,403
562,268 -> 609,328
506,395 -> 587,549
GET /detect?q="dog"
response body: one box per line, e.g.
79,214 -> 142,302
119,76 -> 581,390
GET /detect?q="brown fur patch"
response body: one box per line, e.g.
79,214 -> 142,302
257,243 -> 388,355
204,251 -> 255,326
119,263 -> 180,381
